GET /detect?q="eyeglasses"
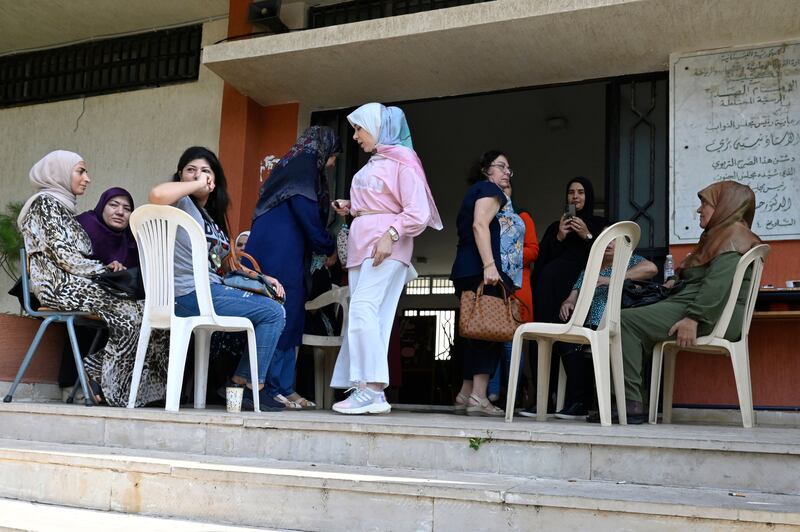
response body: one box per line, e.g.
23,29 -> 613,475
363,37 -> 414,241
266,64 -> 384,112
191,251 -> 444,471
489,163 -> 513,177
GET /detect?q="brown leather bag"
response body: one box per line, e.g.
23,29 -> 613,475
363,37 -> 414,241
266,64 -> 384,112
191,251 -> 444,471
459,282 -> 523,342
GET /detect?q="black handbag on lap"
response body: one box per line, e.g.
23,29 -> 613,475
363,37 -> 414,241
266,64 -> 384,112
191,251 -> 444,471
621,279 -> 683,308
93,267 -> 145,300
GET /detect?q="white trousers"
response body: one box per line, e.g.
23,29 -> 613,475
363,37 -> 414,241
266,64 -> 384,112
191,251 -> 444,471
330,258 -> 413,389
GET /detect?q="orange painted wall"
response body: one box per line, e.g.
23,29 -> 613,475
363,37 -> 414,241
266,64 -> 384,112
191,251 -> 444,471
669,240 -> 800,408
670,241 -> 800,288
217,0 -> 299,235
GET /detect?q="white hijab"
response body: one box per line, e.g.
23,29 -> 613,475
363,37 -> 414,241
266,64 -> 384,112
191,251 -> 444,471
347,103 -> 383,142
18,150 -> 84,226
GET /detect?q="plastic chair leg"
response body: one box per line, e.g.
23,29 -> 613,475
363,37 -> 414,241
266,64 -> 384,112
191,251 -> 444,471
610,334 -> 627,425
3,316 -> 57,403
127,324 -> 153,408
589,341 -> 612,427
245,328 -> 259,413
165,326 -> 192,412
504,330 -> 525,422
662,348 -> 676,424
649,343 -> 664,424
193,328 -> 211,409
535,338 -> 554,422
556,359 -> 566,413
729,345 -> 755,428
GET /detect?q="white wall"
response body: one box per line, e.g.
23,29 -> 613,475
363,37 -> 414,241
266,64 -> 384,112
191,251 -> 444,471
401,82 -> 607,277
0,19 -> 227,312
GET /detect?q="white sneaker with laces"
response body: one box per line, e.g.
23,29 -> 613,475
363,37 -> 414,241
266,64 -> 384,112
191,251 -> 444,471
333,386 -> 391,415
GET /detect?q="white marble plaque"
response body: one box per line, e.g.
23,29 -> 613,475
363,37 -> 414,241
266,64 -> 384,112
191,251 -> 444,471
670,41 -> 800,243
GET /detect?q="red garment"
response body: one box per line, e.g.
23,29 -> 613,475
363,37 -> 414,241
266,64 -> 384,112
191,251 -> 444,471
516,212 -> 539,323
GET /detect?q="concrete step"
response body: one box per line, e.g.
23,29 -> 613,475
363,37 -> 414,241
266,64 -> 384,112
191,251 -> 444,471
0,438 -> 798,531
0,498 -> 275,532
0,403 -> 799,495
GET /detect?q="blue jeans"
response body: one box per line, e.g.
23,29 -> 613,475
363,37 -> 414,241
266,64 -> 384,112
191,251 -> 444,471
488,341 -> 522,398
175,284 -> 285,385
266,346 -> 297,397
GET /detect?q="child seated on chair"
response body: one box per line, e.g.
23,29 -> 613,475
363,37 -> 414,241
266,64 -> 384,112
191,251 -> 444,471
556,235 -> 657,421
149,147 -> 287,412
618,181 -> 762,424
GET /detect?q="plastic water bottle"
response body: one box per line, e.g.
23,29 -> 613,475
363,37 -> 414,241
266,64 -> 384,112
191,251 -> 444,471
663,254 -> 675,280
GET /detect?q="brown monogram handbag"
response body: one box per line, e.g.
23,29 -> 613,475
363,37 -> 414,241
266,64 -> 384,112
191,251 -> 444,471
459,282 -> 523,342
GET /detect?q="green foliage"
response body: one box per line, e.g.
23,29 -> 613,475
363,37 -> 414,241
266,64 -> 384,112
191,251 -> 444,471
0,202 -> 23,279
468,432 -> 493,451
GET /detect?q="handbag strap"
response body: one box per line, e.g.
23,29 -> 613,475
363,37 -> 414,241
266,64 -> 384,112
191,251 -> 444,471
477,281 -> 509,301
222,242 -> 263,276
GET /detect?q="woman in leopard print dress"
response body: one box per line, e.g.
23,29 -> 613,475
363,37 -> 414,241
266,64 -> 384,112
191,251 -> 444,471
18,150 -> 169,407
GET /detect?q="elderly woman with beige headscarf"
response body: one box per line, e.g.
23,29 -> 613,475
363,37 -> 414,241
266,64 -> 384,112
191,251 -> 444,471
612,180 -> 763,424
18,150 -> 168,406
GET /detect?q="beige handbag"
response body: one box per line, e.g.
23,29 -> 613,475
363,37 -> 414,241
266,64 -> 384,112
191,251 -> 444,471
459,282 -> 523,342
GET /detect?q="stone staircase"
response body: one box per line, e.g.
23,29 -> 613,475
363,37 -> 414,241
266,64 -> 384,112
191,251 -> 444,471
0,403 -> 798,531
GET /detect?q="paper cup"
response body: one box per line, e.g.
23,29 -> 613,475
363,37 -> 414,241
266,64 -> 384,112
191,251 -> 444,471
226,386 -> 244,413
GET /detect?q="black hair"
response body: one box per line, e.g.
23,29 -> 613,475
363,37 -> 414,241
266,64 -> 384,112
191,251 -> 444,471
468,149 -> 508,185
173,146 -> 230,236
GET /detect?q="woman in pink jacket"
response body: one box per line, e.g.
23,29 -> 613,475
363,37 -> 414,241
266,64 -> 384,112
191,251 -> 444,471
330,103 -> 442,414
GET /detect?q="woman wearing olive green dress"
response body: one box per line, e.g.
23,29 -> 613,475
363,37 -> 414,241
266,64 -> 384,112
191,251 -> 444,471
614,180 -> 762,424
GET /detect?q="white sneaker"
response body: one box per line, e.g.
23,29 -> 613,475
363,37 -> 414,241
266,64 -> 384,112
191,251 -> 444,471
333,386 -> 391,415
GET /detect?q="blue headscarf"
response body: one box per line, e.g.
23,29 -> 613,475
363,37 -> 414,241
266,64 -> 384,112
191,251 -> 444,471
347,103 -> 414,149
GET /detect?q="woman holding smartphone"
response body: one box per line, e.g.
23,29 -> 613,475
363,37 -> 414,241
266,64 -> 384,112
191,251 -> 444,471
525,177 -> 606,415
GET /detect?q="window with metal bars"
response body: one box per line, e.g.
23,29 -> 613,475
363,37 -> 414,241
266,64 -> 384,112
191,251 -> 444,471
404,275 -> 455,296
403,309 -> 456,360
0,24 -> 202,108
309,0 -> 490,29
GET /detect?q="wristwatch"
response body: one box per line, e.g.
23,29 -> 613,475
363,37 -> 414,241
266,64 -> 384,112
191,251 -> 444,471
387,226 -> 400,242
586,233 -> 593,241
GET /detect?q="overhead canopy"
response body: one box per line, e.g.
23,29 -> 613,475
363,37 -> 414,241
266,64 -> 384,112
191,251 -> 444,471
203,0 -> 800,110
0,0 -> 228,56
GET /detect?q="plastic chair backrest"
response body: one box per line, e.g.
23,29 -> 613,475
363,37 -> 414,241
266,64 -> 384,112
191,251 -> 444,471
566,221 -> 640,333
708,244 -> 770,340
304,285 -> 350,341
129,204 -> 216,327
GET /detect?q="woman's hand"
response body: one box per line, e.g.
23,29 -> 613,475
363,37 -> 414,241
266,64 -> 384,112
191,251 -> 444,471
668,317 -> 698,347
559,300 -> 575,322
372,232 -> 393,267
106,261 -> 126,272
332,199 -> 351,217
569,216 -> 590,239
265,275 -> 285,299
663,279 -> 676,289
325,252 -> 338,268
557,215 -> 572,241
483,263 -> 501,285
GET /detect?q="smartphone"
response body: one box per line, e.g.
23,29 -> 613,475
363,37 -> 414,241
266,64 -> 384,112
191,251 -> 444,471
564,204 -> 576,219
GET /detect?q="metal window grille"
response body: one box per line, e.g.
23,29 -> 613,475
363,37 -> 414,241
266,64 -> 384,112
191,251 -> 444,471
403,309 -> 456,360
0,25 -> 202,108
404,275 -> 455,296
309,0 -> 490,29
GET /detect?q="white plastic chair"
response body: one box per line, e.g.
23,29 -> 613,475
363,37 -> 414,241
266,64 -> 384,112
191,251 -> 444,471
126,204 -> 260,412
301,285 -> 350,409
649,244 -> 770,428
505,221 -> 641,426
